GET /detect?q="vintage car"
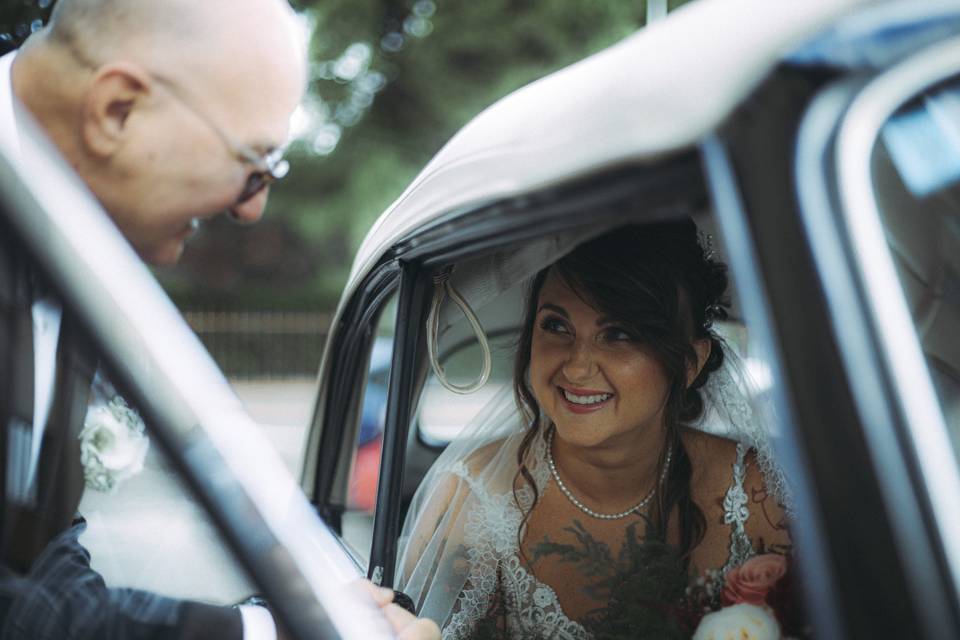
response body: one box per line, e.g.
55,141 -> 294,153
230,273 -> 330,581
301,0 -> 960,637
2,0 -> 959,637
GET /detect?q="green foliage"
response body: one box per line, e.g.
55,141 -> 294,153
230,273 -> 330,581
2,0 -> 697,309
0,0 -> 53,53
274,0 -> 657,307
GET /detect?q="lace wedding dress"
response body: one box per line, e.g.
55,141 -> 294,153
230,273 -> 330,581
397,392 -> 765,640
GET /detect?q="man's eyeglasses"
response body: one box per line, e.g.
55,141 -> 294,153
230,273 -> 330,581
152,76 -> 291,205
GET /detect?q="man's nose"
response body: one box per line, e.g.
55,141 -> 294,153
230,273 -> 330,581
227,186 -> 270,224
561,340 -> 597,381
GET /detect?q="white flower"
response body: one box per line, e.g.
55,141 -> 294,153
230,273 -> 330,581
79,396 -> 149,493
692,603 -> 781,640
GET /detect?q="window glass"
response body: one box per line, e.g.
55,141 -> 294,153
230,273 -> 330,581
341,295 -> 397,563
1,380 -> 272,636
78,410 -> 257,605
418,332 -> 517,445
872,104 -> 960,452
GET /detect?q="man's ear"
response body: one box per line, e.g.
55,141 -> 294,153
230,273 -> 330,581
686,337 -> 712,387
81,63 -> 150,157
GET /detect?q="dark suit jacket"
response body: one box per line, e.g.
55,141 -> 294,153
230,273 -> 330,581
0,224 -> 95,573
0,219 -> 244,639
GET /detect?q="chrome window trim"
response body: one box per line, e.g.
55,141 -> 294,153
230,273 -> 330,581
835,35 -> 960,598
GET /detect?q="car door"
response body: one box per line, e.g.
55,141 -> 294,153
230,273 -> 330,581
700,4 -> 960,636
0,110 -> 392,639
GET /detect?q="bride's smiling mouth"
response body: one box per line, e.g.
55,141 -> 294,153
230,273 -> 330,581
558,386 -> 614,414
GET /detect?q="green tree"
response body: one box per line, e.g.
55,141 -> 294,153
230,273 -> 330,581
1,0 -> 693,310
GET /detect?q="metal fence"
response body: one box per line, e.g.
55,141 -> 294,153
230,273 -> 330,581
183,310 -> 331,379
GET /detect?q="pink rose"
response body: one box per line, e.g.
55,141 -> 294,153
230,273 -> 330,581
721,554 -> 787,607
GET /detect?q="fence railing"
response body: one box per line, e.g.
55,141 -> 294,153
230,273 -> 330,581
183,310 -> 331,379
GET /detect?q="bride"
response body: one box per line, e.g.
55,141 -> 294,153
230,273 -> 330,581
397,220 -> 794,639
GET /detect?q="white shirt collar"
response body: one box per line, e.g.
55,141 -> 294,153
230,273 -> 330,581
0,51 -> 22,159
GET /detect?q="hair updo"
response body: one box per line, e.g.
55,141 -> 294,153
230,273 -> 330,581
513,219 -> 730,560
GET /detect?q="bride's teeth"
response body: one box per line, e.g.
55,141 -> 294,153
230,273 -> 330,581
562,389 -> 612,405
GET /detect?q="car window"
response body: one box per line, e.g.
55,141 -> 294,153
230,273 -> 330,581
874,97 -> 960,452
341,294 -> 397,564
418,331 -> 516,445
76,396 -> 259,605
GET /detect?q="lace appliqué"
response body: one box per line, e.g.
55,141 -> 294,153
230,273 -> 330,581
444,437 -> 757,639
721,442 -> 755,574
445,435 -> 588,640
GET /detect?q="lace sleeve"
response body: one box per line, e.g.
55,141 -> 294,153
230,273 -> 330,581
395,451 -> 507,630
395,466 -> 470,604
741,448 -> 792,555
721,443 -> 755,573
721,444 -> 792,574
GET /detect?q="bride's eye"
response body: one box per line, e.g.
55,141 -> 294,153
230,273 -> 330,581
600,326 -> 636,343
539,315 -> 571,336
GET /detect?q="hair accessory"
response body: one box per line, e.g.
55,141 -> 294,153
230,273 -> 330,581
702,232 -> 716,261
704,302 -> 724,329
546,428 -> 671,520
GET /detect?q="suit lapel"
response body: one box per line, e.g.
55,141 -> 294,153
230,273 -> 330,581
0,229 -> 39,572
20,309 -> 97,565
0,224 -> 97,571
35,309 -> 95,522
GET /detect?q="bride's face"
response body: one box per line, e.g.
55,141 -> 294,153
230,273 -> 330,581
529,269 -> 672,449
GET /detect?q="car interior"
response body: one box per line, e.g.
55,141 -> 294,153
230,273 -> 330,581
334,205 -> 764,571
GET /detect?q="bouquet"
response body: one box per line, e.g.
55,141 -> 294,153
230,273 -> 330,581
688,553 -> 806,640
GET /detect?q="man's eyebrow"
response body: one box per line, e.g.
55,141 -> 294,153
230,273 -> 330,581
538,303 -> 568,318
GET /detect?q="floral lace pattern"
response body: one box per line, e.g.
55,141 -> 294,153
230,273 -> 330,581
443,436 -> 754,639
722,443 -> 755,574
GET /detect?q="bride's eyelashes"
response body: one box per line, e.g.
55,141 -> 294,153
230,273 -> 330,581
538,315 -> 641,347
538,314 -> 571,336
598,326 -> 636,343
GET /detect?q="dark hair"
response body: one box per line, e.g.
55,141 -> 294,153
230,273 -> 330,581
512,219 -> 729,561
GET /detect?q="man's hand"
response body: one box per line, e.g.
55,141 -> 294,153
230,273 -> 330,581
358,580 -> 441,640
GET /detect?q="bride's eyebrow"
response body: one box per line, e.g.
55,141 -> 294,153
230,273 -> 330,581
537,303 -> 568,318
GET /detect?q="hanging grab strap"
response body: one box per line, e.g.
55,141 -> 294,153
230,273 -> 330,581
426,266 -> 492,394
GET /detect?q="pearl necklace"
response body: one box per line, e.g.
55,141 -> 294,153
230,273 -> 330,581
546,429 -> 672,520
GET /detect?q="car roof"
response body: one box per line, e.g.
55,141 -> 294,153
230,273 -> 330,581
341,0 -> 870,302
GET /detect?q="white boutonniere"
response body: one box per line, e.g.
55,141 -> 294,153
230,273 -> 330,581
79,395 -> 149,493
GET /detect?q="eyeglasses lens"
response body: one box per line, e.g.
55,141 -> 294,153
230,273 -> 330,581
238,172 -> 269,204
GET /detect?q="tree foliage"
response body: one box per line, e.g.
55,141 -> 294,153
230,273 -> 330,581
1,0 -> 693,309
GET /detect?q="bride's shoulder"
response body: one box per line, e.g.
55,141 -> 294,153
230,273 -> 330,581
680,429 -> 740,491
430,433 -> 524,483
681,430 -> 767,503
681,429 -> 792,553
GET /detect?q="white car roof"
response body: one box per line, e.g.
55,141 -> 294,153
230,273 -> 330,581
342,0 -> 869,299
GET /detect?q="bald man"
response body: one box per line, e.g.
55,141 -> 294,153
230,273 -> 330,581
0,1 -> 438,639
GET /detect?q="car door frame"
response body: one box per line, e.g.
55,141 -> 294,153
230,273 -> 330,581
702,48 -> 960,638
348,156 -> 710,586
0,127 -> 389,638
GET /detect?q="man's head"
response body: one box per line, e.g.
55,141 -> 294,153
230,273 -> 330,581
12,0 -> 307,265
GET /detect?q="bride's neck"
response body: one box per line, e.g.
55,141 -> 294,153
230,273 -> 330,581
549,426 -> 668,510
